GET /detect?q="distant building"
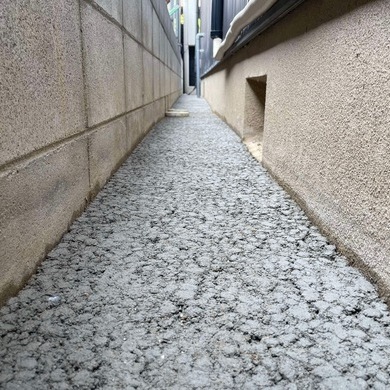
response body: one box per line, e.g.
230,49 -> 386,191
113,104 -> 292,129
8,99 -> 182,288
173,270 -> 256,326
182,0 -> 200,93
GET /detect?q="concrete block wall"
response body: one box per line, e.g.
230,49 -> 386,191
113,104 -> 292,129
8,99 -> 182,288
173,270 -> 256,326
0,0 -> 182,306
202,0 -> 390,298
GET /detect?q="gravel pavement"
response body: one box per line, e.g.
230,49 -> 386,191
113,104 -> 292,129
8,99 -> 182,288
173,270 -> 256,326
1,95 -> 390,389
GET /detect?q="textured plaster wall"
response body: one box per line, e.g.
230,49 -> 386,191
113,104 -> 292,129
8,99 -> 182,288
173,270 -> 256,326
203,0 -> 390,297
0,0 -> 182,306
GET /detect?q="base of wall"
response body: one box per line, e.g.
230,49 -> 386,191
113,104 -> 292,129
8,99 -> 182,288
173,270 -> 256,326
262,158 -> 390,305
0,92 -> 182,307
204,91 -> 390,305
201,0 -> 390,304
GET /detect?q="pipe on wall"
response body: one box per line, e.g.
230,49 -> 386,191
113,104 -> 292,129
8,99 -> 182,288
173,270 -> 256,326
196,32 -> 205,98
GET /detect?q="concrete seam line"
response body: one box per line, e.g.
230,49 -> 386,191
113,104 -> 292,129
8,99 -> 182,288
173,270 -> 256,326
78,0 -> 91,190
0,97 -> 171,175
82,0 -> 181,77
121,29 -> 127,122
150,0 -> 181,62
78,0 -> 89,130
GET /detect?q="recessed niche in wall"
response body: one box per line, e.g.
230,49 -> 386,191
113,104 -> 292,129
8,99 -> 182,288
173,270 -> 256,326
244,75 -> 267,162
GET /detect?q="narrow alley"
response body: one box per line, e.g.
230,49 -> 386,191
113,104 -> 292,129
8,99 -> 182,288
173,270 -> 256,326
1,96 -> 390,389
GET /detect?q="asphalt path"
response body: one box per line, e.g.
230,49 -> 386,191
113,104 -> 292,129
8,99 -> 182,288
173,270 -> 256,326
1,95 -> 390,389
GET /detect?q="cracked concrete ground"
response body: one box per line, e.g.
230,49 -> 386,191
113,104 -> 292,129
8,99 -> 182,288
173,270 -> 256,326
1,95 -> 390,389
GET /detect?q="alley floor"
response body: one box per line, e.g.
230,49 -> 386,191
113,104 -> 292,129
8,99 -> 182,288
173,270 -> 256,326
1,96 -> 390,389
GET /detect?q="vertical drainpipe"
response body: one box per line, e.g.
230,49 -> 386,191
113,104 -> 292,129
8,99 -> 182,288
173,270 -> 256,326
211,0 -> 224,58
195,32 -> 204,98
176,0 -> 181,44
211,0 -> 224,40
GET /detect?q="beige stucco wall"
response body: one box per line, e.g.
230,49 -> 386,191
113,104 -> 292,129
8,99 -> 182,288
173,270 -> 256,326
0,0 -> 182,306
203,0 -> 390,297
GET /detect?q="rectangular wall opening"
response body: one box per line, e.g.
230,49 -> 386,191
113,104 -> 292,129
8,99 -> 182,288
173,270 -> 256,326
244,75 -> 267,162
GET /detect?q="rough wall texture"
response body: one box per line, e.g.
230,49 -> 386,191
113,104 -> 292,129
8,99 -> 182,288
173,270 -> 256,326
0,0 -> 182,306
202,0 -> 390,298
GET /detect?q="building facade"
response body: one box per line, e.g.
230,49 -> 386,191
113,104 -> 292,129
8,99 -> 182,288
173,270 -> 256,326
200,0 -> 390,298
0,0 -> 182,305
